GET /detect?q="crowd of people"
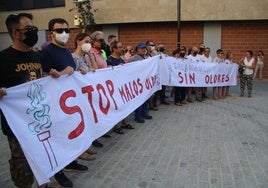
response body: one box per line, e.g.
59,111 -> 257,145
0,13 -> 265,188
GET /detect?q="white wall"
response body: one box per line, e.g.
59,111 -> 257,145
203,22 -> 222,60
102,25 -> 118,43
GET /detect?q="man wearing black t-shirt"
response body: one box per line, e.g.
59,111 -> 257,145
0,13 -> 48,188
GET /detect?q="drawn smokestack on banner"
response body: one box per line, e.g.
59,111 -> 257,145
26,82 -> 58,170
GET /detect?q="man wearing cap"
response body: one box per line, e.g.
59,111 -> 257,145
129,42 -> 153,123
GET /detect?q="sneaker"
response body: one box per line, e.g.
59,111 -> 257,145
64,161 -> 88,172
135,118 -> 145,123
54,171 -> 73,187
92,139 -> 103,147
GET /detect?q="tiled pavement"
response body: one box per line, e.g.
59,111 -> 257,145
1,80 -> 267,188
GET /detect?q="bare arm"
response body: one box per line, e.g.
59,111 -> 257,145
85,53 -> 98,71
0,87 -> 7,99
44,66 -> 74,78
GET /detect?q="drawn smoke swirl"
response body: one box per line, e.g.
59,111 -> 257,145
26,82 -> 52,134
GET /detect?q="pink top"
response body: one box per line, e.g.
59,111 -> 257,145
90,48 -> 107,69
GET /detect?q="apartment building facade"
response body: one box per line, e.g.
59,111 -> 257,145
0,0 -> 267,77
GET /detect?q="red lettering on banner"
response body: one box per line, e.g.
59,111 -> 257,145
145,75 -> 157,90
226,74 -> 230,82
128,82 -> 135,99
137,78 -> 143,93
145,78 -> 152,89
133,80 -> 139,96
59,90 -> 85,140
205,74 -> 230,84
221,74 -> 225,82
118,78 -> 144,104
217,74 -> 221,82
96,84 -> 110,115
105,80 -> 118,110
178,72 -> 196,84
82,85 -> 98,123
125,84 -> 133,101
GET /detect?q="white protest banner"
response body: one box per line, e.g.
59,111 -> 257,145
0,55 -> 238,184
0,56 -> 161,184
160,56 -> 238,87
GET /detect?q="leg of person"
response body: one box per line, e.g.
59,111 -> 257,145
142,99 -> 152,119
259,63 -> 263,80
247,74 -> 253,97
181,87 -> 187,104
218,87 -> 223,99
213,87 -> 218,100
187,87 -> 193,102
222,86 -> 226,98
160,86 -> 169,105
135,105 -> 145,123
7,136 -> 34,188
149,94 -> 158,111
226,86 -> 231,96
253,64 -> 259,79
174,87 -> 180,104
240,74 -> 246,97
194,87 -> 202,102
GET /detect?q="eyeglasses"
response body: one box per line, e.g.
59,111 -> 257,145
16,25 -> 38,32
52,28 -> 70,34
149,44 -> 155,46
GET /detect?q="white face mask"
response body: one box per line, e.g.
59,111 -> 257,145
150,46 -> 155,51
55,31 -> 69,45
81,43 -> 92,53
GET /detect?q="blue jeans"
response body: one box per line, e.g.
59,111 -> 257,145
135,99 -> 150,119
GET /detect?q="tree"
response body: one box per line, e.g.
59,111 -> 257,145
69,0 -> 98,32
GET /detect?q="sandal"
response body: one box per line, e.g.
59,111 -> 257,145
121,124 -> 135,129
86,148 -> 97,155
113,128 -> 124,134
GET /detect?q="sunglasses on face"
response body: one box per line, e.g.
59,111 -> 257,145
16,25 -> 38,32
52,28 -> 70,34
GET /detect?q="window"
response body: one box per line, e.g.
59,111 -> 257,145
0,0 -> 65,11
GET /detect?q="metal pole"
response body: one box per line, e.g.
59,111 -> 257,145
177,0 -> 181,48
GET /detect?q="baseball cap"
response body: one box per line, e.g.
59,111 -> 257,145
137,42 -> 146,48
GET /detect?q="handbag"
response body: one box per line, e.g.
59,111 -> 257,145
238,66 -> 244,74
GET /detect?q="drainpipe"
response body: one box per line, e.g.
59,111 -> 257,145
177,0 -> 181,48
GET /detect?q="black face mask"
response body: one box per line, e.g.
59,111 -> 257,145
159,47 -> 165,53
22,26 -> 38,47
180,53 -> 185,57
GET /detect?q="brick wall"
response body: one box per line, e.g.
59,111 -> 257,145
221,21 -> 268,79
118,22 -> 203,55
56,21 -> 267,79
